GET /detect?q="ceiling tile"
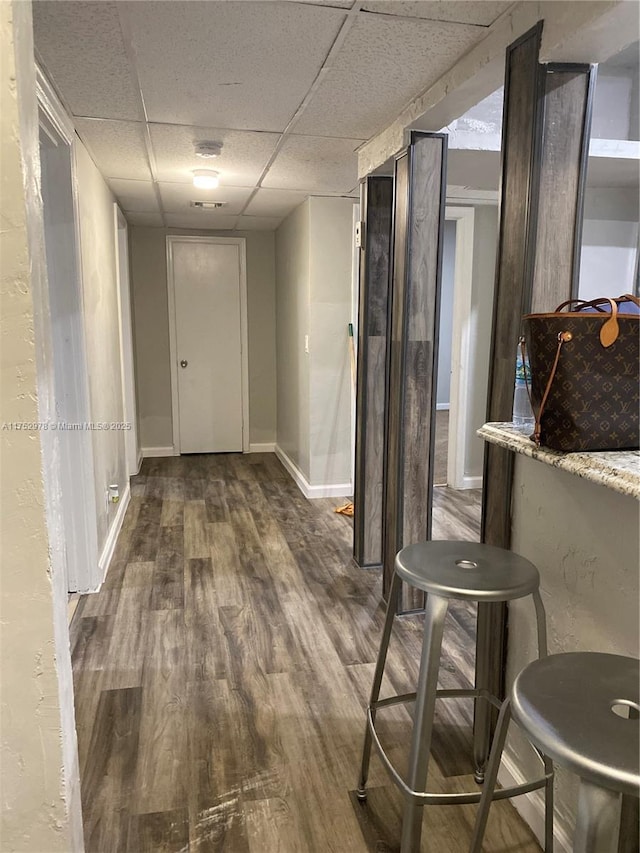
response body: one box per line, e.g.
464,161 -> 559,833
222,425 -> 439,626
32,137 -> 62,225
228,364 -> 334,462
236,216 -> 283,231
262,135 -> 363,194
149,124 -> 279,187
158,183 -> 253,216
164,212 -> 239,230
108,179 -> 160,213
361,1 -> 512,26
294,13 -> 484,138
121,1 -> 346,131
244,188 -> 309,218
125,211 -> 165,227
75,119 -> 151,181
33,1 -> 143,121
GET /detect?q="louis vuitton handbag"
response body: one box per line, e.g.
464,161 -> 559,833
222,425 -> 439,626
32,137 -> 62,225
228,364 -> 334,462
522,294 -> 640,452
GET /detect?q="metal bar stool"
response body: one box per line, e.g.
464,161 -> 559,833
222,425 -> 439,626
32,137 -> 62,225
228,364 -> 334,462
471,652 -> 640,853
356,540 -> 553,853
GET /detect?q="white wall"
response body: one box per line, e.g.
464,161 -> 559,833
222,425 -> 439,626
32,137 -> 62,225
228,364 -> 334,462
275,196 -> 356,490
505,456 -> 639,848
436,220 -> 456,408
579,187 -> 639,301
591,70 -> 639,141
308,196 -> 355,487
75,142 -> 128,552
275,202 -> 311,477
129,227 -> 278,451
1,1 -> 81,847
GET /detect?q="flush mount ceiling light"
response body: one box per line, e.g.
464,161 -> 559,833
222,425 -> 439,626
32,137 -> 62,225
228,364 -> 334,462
195,141 -> 223,159
192,169 -> 219,190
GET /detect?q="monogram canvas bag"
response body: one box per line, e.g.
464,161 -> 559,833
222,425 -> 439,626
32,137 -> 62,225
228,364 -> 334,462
522,295 -> 640,452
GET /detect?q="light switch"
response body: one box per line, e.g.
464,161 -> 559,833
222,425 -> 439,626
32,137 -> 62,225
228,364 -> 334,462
304,334 -> 309,354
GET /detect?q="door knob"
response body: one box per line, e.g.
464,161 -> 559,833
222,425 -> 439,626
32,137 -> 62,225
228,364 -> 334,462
180,359 -> 188,368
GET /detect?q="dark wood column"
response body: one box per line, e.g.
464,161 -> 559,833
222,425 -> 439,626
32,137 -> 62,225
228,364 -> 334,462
383,132 -> 447,613
475,22 -> 595,773
353,176 -> 393,570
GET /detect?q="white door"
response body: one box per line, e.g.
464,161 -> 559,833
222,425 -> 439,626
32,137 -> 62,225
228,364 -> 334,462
170,238 -> 245,454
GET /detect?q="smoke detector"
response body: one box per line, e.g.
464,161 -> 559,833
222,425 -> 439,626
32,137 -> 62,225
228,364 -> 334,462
191,201 -> 227,210
195,141 -> 223,159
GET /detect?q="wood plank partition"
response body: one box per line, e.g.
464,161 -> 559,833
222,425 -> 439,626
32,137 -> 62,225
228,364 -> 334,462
475,22 -> 595,775
353,176 -> 393,570
383,132 -> 447,613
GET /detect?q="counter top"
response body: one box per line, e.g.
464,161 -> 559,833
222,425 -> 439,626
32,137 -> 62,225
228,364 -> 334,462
478,422 -> 640,500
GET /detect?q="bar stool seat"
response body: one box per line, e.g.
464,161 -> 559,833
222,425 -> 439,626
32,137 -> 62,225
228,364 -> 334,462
356,540 -> 553,853
395,540 -> 542,602
471,653 -> 640,853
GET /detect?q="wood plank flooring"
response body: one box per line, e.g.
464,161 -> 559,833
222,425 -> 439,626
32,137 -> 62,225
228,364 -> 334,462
71,453 -> 539,852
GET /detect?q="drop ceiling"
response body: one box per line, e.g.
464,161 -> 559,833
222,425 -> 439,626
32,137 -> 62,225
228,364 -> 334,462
33,0 -> 513,230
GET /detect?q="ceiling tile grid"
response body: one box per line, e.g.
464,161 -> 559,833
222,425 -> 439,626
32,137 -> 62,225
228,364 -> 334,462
121,0 -> 347,131
33,1 -> 143,121
34,0 -> 517,230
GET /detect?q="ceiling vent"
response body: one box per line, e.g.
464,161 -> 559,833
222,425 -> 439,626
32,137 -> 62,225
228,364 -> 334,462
191,201 -> 227,210
195,141 -> 223,159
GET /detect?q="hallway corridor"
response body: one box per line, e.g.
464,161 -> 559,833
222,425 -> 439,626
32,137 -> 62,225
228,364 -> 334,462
70,454 -> 538,852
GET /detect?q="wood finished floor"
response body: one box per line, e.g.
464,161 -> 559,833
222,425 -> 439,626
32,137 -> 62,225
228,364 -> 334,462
71,453 -> 539,852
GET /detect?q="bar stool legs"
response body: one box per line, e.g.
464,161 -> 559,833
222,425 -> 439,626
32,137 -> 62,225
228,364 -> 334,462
357,543 -> 551,853
357,572 -> 402,800
401,593 -> 450,852
469,699 -> 554,853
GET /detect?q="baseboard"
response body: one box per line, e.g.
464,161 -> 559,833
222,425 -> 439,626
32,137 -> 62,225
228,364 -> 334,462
248,442 -> 276,453
136,449 -> 144,472
436,403 -> 450,411
97,481 -> 131,584
462,475 -> 482,489
275,445 -> 352,500
141,446 -> 175,458
498,752 -> 572,853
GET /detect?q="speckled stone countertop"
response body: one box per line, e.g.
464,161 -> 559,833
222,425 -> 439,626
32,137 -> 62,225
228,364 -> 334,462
478,422 -> 640,500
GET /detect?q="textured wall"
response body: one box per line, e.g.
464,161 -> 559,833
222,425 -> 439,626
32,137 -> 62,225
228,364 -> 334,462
275,201 -> 311,477
505,455 -> 639,846
0,1 -> 81,848
129,227 -> 277,450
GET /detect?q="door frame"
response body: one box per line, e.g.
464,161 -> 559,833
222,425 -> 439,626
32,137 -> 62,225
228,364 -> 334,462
113,204 -> 140,474
166,235 -> 249,454
36,66 -> 101,592
445,205 -> 476,490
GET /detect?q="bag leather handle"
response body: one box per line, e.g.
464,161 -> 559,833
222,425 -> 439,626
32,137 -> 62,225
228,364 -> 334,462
553,296 -> 637,347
